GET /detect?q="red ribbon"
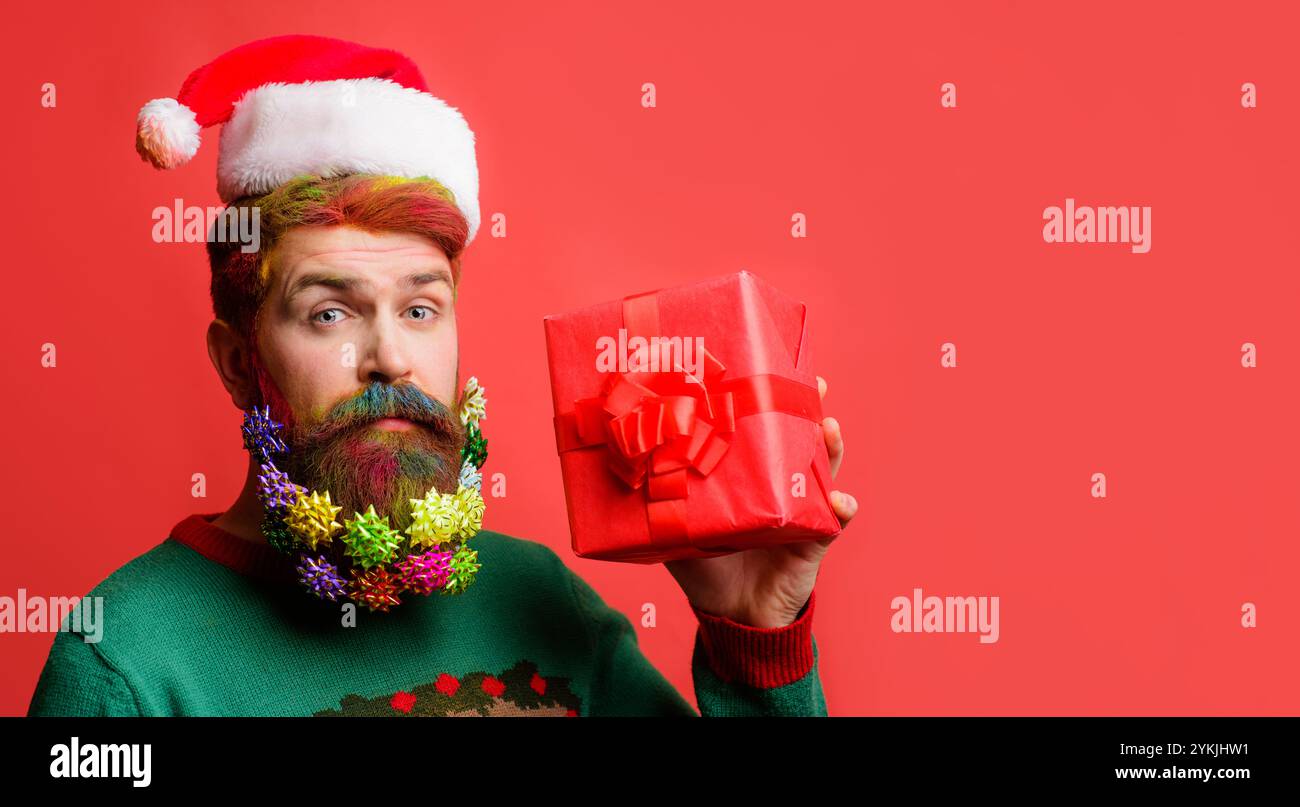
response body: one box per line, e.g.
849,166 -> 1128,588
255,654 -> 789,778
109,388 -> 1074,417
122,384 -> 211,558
553,290 -> 824,544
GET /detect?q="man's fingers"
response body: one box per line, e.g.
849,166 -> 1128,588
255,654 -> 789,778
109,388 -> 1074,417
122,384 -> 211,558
823,416 -> 843,478
817,375 -> 827,401
830,490 -> 858,526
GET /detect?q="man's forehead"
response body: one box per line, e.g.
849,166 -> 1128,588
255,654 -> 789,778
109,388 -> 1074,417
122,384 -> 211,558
270,226 -> 451,292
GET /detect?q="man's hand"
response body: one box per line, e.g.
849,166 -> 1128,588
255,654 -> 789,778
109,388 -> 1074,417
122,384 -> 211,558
663,375 -> 858,628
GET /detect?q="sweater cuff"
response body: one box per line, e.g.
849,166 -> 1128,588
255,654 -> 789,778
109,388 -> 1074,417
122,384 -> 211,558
690,589 -> 817,689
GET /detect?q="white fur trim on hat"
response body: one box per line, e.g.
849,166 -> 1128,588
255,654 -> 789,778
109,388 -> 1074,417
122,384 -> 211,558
216,77 -> 481,244
136,98 -> 202,170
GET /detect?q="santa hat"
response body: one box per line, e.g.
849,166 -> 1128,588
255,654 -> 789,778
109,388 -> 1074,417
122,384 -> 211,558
135,35 -> 481,245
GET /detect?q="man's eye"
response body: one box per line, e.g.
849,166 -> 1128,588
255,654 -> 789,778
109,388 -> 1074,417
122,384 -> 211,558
312,308 -> 344,325
408,306 -> 438,321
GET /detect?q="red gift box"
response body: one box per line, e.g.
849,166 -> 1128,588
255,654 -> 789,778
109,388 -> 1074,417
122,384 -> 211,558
542,271 -> 842,563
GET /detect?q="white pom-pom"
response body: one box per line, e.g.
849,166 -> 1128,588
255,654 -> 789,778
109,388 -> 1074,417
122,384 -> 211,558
135,98 -> 201,170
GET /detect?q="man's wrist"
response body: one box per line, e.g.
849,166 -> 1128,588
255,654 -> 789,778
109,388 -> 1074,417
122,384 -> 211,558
691,589 -> 817,689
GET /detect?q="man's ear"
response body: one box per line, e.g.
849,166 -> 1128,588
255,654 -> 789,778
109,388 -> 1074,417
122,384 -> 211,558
207,319 -> 258,410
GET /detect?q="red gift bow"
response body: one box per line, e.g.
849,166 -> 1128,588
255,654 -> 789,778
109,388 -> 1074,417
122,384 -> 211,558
554,290 -> 827,544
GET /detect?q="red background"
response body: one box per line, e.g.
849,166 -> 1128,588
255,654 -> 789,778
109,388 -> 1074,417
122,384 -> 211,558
2,0 -> 1297,716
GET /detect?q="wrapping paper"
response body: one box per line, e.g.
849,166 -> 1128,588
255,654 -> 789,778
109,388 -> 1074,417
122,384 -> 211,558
543,271 -> 842,563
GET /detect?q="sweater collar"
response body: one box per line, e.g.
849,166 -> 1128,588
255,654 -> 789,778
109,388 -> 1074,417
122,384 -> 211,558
170,512 -> 299,584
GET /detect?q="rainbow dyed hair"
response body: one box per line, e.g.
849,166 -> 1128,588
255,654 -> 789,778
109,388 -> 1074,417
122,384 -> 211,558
207,173 -> 469,345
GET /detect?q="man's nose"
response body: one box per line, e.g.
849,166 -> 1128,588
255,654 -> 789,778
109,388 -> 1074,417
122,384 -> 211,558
357,317 -> 412,384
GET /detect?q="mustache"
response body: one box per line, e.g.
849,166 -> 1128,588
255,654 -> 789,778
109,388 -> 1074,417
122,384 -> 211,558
290,381 -> 462,444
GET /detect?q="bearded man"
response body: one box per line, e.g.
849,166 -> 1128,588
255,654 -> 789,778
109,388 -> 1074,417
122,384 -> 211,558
27,35 -> 857,717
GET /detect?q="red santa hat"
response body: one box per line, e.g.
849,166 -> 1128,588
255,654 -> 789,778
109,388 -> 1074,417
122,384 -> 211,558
135,34 -> 481,245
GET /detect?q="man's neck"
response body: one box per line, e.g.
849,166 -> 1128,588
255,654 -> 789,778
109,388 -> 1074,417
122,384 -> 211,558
212,459 -> 269,544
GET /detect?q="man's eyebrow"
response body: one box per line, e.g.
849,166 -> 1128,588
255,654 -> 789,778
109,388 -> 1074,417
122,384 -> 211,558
404,269 -> 453,288
285,273 -> 361,302
285,269 -> 452,301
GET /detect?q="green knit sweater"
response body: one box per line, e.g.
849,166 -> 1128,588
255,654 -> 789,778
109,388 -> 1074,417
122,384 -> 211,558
27,514 -> 826,717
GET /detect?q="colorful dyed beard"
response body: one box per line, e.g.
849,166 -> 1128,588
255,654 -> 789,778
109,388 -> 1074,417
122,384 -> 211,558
243,377 -> 490,612
279,381 -> 466,531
